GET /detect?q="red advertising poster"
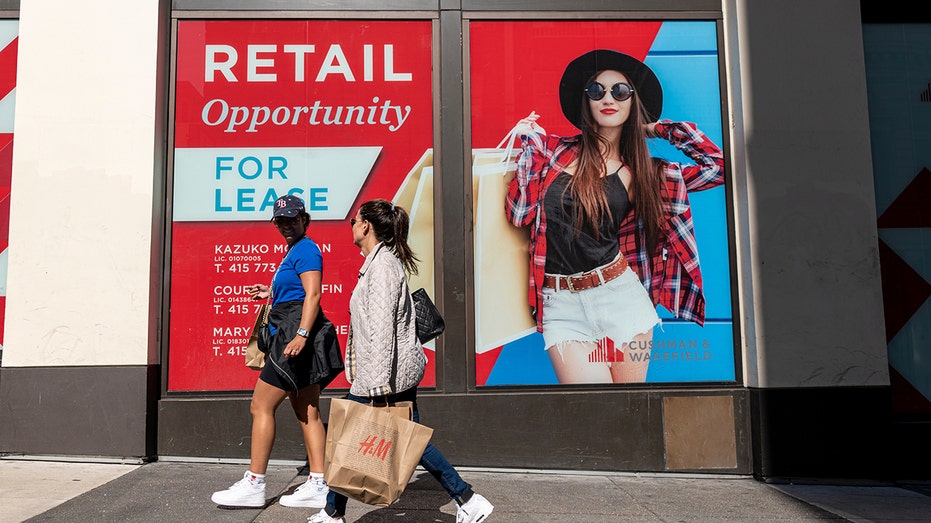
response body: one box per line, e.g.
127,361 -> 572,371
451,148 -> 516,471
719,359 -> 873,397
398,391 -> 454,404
468,21 -> 734,386
169,20 -> 434,391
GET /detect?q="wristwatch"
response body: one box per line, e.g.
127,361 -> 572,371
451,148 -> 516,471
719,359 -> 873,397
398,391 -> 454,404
296,328 -> 309,338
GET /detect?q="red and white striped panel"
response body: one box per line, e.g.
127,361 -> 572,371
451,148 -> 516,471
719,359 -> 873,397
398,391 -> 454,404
0,20 -> 18,345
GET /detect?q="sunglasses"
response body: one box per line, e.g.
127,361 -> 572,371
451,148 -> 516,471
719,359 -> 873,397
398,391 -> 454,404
350,218 -> 362,226
584,81 -> 635,102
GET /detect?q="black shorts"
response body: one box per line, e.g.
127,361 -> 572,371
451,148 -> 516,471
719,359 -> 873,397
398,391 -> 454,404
258,350 -> 317,391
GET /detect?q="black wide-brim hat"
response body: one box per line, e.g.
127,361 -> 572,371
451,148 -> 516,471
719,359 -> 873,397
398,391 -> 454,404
559,49 -> 663,129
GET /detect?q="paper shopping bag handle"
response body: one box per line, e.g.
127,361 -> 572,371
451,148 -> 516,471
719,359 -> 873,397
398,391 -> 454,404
491,123 -> 524,170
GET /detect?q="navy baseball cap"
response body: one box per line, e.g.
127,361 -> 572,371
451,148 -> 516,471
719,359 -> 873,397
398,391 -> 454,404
271,195 -> 305,220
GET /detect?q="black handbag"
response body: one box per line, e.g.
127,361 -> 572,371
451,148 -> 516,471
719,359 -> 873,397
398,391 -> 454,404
411,287 -> 445,343
257,318 -> 273,353
257,281 -> 274,353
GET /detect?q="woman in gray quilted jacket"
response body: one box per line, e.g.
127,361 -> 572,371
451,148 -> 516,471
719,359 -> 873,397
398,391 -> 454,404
308,199 -> 494,523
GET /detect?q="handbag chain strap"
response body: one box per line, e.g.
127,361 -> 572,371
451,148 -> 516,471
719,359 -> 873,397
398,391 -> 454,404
259,288 -> 272,325
259,278 -> 273,326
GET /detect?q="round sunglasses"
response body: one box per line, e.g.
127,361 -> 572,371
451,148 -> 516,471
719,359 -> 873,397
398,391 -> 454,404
584,81 -> 635,102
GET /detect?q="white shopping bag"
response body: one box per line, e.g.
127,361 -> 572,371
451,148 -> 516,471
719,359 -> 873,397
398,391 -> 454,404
472,130 -> 536,352
393,150 -> 437,347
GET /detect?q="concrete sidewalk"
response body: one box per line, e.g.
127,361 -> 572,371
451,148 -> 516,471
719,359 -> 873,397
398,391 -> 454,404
3,459 -> 931,522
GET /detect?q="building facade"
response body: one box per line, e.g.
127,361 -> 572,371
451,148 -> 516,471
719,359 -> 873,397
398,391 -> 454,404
0,0 -> 926,481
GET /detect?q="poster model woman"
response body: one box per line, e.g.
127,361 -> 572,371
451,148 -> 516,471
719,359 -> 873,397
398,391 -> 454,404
212,194 -> 343,509
505,49 -> 724,384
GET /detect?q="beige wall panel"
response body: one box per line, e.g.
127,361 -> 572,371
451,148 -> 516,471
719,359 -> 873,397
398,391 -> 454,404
724,0 -> 889,388
3,1 -> 162,366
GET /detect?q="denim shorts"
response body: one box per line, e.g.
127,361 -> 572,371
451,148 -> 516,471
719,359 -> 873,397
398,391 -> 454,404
541,266 -> 660,350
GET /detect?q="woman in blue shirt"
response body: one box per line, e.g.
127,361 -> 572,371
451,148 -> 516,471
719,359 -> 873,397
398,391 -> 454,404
212,194 -> 342,510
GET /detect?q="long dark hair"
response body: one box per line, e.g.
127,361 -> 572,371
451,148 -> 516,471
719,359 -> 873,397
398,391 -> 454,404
358,199 -> 420,276
573,72 -> 665,255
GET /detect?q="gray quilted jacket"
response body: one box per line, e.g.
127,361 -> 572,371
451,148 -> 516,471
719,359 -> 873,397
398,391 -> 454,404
346,243 -> 426,397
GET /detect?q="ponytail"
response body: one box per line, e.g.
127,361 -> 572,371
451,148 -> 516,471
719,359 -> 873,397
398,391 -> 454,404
358,199 -> 420,276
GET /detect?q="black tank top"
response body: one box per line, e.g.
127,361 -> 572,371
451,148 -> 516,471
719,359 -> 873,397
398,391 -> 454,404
543,170 -> 632,274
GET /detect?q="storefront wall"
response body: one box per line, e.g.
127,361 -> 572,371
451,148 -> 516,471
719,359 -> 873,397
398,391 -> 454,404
158,0 -> 749,474
0,0 -> 893,479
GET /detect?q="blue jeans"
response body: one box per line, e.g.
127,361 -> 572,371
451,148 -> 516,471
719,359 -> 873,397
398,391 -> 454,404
325,387 -> 473,517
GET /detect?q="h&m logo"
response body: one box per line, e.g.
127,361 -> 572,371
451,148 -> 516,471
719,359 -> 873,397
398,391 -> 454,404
358,435 -> 392,461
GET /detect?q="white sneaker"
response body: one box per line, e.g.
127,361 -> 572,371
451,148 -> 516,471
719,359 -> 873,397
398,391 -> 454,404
457,493 -> 494,523
280,477 -> 329,508
307,508 -> 345,523
210,471 -> 266,508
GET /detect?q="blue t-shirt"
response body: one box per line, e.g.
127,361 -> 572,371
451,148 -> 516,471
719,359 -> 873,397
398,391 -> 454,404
272,237 -> 323,305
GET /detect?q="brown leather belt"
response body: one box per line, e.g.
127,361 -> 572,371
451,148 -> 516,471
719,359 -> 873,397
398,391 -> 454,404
543,256 -> 629,293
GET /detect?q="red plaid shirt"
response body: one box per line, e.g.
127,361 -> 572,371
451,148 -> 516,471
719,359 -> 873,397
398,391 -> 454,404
505,120 -> 724,329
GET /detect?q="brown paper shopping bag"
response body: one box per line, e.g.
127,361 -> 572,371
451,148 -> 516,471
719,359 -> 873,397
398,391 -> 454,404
472,130 -> 536,352
393,151 -> 436,324
324,398 -> 433,507
244,303 -> 270,370
325,401 -> 414,465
